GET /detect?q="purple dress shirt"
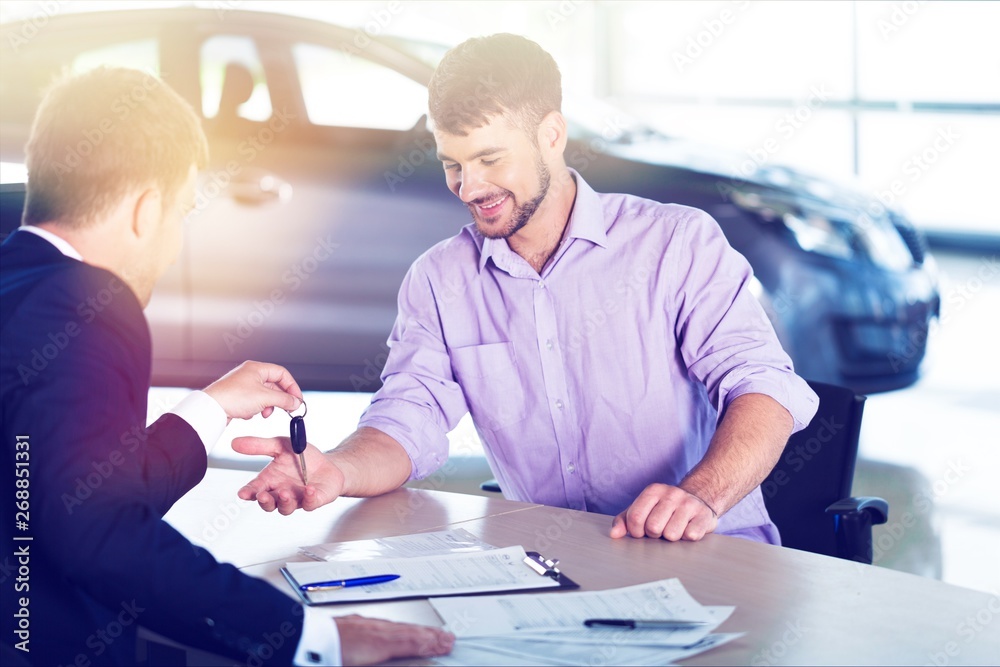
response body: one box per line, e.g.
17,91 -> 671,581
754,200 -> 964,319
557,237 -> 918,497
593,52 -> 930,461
359,170 -> 818,543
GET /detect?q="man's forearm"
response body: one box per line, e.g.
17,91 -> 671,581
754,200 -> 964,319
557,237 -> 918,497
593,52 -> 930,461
679,393 -> 793,516
328,426 -> 413,497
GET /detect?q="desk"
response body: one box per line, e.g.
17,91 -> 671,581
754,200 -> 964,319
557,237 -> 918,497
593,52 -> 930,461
163,469 -> 1000,665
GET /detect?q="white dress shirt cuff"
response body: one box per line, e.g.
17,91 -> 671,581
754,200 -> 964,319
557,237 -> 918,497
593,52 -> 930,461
169,390 -> 228,454
294,611 -> 342,666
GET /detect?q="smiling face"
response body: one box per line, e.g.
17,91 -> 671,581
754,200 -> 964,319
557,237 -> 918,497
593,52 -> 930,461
435,115 -> 552,240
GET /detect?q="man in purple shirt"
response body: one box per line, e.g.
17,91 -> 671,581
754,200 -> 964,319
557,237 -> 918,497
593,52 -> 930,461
238,34 -> 818,544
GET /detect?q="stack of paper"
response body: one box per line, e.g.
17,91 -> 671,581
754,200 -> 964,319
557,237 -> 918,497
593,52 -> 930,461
430,579 -> 742,666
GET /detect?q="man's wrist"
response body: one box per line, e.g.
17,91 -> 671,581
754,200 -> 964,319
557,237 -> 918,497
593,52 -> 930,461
170,390 -> 228,454
679,482 -> 721,518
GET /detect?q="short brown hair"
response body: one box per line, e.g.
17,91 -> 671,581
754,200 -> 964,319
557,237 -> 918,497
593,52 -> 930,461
428,34 -> 561,136
23,66 -> 208,227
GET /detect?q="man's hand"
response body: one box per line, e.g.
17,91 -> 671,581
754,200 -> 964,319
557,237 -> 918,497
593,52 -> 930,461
235,436 -> 343,514
334,615 -> 454,666
610,483 -> 718,542
204,361 -> 303,422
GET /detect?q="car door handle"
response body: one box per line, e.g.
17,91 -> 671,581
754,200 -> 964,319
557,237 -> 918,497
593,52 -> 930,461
229,171 -> 292,206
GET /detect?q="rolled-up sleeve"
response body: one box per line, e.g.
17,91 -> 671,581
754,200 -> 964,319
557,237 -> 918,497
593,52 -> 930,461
358,259 -> 470,480
671,209 -> 818,433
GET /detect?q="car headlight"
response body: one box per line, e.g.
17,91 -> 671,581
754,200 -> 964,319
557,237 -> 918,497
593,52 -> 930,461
781,212 -> 853,260
732,190 -> 913,271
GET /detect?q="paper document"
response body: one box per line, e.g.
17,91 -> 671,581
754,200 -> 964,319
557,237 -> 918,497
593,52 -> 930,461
503,606 -> 735,648
430,578 -> 714,637
434,632 -> 744,666
299,528 -> 496,562
431,579 -> 740,666
284,545 -> 561,604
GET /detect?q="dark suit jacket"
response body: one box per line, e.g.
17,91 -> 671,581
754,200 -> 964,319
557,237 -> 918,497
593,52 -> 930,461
1,231 -> 303,666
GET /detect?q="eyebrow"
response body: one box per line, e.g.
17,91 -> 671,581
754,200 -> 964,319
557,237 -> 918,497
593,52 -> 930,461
436,146 -> 506,162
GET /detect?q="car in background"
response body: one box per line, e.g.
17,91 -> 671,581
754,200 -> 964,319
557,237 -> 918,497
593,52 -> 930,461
0,7 -> 940,394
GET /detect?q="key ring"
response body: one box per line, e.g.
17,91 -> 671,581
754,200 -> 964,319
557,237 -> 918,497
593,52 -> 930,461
287,400 -> 307,419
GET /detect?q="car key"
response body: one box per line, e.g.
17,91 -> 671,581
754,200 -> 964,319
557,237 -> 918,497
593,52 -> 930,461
289,402 -> 308,485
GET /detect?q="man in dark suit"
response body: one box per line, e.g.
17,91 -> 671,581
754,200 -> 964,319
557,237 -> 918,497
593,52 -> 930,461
0,67 -> 453,666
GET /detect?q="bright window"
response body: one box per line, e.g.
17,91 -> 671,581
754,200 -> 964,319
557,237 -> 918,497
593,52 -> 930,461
292,42 -> 427,130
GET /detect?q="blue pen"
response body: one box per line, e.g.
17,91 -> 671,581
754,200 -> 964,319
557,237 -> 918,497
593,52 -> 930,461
300,574 -> 401,592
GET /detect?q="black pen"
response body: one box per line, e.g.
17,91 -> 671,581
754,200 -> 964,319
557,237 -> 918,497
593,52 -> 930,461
583,618 -> 708,629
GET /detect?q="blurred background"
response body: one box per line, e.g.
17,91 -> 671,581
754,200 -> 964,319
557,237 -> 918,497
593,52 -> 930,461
1,0 -> 997,594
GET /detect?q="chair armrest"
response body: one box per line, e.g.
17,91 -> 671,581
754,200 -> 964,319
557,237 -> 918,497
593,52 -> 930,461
825,496 -> 889,564
480,479 -> 502,493
826,496 -> 889,524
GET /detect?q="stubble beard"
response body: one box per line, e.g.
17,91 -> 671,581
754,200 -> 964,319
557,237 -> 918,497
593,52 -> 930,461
471,159 -> 551,240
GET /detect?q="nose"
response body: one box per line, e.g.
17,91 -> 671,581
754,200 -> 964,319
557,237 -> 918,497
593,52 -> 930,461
457,165 -> 489,203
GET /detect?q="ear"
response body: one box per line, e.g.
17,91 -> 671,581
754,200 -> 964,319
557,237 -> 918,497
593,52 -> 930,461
131,187 -> 163,242
537,110 -> 568,157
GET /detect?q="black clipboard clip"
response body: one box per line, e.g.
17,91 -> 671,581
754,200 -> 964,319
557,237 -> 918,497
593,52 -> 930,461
523,551 -> 564,581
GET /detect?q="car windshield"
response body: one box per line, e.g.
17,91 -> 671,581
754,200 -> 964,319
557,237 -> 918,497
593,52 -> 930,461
380,35 -> 665,145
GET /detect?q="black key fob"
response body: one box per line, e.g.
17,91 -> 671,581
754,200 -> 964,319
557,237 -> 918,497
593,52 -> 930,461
290,415 -> 307,454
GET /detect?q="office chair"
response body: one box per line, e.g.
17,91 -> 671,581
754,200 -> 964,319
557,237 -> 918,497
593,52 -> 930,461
482,380 -> 888,564
761,379 -> 887,564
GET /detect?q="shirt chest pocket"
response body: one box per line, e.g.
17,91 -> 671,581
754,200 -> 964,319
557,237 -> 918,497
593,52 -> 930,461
449,342 -> 528,431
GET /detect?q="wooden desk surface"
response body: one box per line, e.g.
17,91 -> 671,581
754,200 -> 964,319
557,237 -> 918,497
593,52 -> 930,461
167,469 -> 1000,665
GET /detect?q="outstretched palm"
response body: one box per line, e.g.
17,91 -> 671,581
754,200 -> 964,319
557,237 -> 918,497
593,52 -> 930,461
234,436 -> 344,514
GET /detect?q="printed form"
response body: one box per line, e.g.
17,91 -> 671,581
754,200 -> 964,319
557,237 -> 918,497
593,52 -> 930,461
284,545 -> 560,604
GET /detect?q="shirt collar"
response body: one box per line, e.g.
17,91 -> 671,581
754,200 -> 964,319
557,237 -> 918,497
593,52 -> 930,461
473,168 -> 608,274
19,225 -> 84,261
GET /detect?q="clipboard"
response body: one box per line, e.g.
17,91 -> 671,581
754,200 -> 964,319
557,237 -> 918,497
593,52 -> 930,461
281,548 -> 579,606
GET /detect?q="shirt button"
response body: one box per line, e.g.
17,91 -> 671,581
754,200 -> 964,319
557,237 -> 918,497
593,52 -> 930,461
546,339 -> 554,350
537,281 -> 545,289
567,462 -> 576,474
555,399 -> 564,410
